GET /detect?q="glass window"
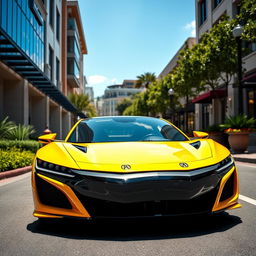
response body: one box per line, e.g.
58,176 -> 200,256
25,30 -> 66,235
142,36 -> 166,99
213,0 -> 222,9
74,60 -> 80,80
7,0 -> 13,36
49,0 -> 54,29
1,0 -> 8,31
67,117 -> 188,143
21,13 -> 26,50
13,0 -> 17,43
17,7 -> 21,46
74,39 -> 80,60
56,8 -> 60,41
56,57 -> 60,85
199,0 -> 207,26
49,45 -> 54,80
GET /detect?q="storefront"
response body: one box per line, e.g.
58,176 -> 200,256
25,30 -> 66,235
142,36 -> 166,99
192,89 -> 227,129
243,72 -> 256,118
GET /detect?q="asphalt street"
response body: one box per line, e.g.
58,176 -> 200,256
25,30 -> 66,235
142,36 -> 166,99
0,163 -> 256,256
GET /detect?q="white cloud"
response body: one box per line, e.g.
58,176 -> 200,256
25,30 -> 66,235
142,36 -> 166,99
184,20 -> 196,37
88,75 -> 108,85
87,75 -> 119,97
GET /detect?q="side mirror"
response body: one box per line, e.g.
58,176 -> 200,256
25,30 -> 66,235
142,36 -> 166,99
193,131 -> 209,139
38,133 -> 57,144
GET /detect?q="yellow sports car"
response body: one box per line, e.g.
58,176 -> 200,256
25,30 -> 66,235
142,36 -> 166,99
32,116 -> 240,219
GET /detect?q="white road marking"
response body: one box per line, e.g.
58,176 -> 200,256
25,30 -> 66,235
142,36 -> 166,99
239,194 -> 256,206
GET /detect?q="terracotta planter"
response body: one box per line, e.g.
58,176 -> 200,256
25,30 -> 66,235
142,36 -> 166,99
208,132 -> 230,149
227,132 -> 250,153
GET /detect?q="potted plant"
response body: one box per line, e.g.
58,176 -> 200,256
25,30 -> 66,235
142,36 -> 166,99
205,124 -> 229,148
221,114 -> 256,153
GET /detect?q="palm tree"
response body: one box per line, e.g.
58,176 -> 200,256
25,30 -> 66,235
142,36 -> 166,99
68,93 -> 96,117
135,72 -> 156,88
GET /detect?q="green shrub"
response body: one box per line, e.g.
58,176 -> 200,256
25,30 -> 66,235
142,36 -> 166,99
221,114 -> 255,129
0,140 -> 41,153
0,117 -> 15,139
6,124 -> 35,140
0,149 -> 35,172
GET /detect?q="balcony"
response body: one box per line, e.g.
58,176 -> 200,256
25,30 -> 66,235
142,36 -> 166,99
67,57 -> 80,88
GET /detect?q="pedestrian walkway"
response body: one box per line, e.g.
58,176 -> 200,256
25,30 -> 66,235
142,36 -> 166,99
233,153 -> 256,164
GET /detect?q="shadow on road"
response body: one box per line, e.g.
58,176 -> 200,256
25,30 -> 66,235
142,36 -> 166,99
26,212 -> 242,241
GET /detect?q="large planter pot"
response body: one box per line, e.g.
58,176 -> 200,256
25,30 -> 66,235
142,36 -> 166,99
227,132 -> 250,153
208,132 -> 230,149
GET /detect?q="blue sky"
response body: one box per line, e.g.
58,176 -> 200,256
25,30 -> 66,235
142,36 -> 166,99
78,0 -> 196,97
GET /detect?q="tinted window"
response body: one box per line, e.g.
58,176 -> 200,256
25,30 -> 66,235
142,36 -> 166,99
67,117 -> 188,143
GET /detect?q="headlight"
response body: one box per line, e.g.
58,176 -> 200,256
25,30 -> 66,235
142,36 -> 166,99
36,158 -> 75,177
216,155 -> 234,173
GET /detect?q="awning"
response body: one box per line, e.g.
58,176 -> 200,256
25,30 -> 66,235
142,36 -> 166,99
243,72 -> 256,87
192,89 -> 227,104
0,28 -> 84,118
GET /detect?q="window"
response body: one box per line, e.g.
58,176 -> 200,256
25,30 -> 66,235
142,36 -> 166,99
56,57 -> 60,85
56,8 -> 60,41
74,61 -> 80,80
199,0 -> 207,26
1,0 -> 8,31
29,0 -> 44,26
49,0 -> 54,29
49,46 -> 54,80
213,0 -> 222,9
67,117 -> 188,143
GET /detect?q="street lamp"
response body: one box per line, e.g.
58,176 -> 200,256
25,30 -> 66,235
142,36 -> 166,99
232,24 -> 244,114
168,88 -> 174,122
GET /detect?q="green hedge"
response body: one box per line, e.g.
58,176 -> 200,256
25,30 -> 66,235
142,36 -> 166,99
0,149 -> 35,172
0,140 -> 41,153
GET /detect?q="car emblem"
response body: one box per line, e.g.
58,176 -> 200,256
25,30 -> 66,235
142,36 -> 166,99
121,164 -> 131,170
179,162 -> 189,168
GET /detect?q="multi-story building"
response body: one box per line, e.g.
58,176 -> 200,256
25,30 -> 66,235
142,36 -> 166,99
194,0 -> 256,130
85,86 -> 94,102
101,80 -> 143,116
158,37 -> 196,132
0,0 -> 87,139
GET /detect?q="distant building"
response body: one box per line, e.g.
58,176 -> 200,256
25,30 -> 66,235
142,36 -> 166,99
101,80 -> 143,116
0,0 -> 87,138
85,86 -> 94,102
158,37 -> 196,79
158,37 -> 196,132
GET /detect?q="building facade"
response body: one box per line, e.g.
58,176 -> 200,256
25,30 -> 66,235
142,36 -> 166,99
101,80 -> 143,116
0,0 -> 87,139
195,0 -> 256,130
158,37 -> 196,132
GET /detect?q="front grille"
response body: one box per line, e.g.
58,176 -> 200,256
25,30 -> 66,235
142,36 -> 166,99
74,187 -> 218,217
35,175 -> 72,209
220,172 -> 235,202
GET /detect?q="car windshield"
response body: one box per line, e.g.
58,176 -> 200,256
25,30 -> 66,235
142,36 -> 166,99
67,116 -> 188,143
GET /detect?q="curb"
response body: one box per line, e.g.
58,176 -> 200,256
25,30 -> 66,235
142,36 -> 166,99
0,166 -> 32,180
233,157 -> 256,164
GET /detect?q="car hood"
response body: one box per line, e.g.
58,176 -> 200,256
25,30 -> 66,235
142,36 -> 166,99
62,140 -> 220,172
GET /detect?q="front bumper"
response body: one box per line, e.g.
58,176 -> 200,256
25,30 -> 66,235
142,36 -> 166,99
32,160 -> 240,218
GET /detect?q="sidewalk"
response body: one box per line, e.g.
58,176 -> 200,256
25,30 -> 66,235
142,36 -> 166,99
233,153 -> 256,164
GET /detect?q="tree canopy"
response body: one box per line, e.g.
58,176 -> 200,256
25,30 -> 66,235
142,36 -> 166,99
122,6 -> 255,117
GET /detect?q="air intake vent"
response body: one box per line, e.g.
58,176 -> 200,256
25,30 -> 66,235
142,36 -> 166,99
73,145 -> 87,153
190,141 -> 201,149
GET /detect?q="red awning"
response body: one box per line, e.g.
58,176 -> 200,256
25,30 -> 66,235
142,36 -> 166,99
192,89 -> 227,104
243,72 -> 256,83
